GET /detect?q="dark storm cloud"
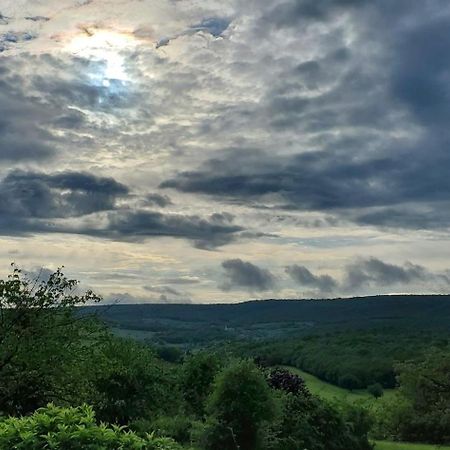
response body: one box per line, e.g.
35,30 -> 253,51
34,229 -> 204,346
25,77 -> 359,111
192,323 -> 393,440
220,259 -> 275,291
0,170 -> 242,248
0,62 -> 56,161
0,170 -> 128,221
286,264 -> 337,293
94,210 -> 243,249
344,257 -> 430,291
285,257 -> 450,294
390,14 -> 450,129
162,2 -> 450,232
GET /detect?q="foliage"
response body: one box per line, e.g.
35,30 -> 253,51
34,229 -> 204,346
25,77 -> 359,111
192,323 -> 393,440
266,367 -> 310,397
156,345 -> 184,363
367,383 -> 384,399
145,415 -> 194,445
265,387 -> 373,450
0,265 -> 104,415
339,373 -> 362,391
232,329 -> 450,390
0,403 -> 182,450
202,359 -> 276,450
392,352 -> 450,444
179,352 -> 222,417
91,337 -> 181,425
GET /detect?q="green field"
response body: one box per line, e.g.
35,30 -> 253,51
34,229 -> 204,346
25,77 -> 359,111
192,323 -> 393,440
283,366 -> 394,404
283,367 -> 449,450
374,441 -> 450,450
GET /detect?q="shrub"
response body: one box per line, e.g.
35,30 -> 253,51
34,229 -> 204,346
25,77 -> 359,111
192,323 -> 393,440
91,337 -> 180,424
179,352 -> 222,417
0,404 -> 182,450
266,393 -> 373,450
367,383 -> 384,398
202,359 -> 275,450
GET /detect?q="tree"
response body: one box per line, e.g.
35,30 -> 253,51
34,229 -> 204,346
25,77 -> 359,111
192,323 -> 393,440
393,351 -> 450,444
179,352 -> 222,417
202,359 -> 275,450
338,374 -> 361,391
266,392 -> 373,450
0,265 -> 103,415
367,383 -> 384,399
92,337 -> 180,424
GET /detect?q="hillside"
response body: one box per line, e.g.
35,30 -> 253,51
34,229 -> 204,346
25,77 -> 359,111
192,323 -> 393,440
85,295 -> 450,345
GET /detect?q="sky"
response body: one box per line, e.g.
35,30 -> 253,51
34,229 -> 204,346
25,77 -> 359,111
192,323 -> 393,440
0,0 -> 450,303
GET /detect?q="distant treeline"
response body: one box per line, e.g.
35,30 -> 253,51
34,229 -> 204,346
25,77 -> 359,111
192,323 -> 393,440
86,295 -> 450,336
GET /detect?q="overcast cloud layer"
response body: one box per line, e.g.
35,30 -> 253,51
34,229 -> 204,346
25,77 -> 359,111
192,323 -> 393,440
0,0 -> 449,302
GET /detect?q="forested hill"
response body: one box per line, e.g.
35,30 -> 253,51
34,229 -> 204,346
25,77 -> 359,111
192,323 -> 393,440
87,295 -> 450,332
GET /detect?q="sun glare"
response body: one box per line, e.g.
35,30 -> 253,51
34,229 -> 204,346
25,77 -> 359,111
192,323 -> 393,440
67,29 -> 135,84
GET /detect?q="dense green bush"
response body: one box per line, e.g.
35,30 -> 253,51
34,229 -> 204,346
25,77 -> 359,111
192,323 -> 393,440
367,383 -> 384,398
202,360 -> 276,450
391,352 -> 450,444
179,352 -> 222,417
266,378 -> 373,450
0,404 -> 182,450
91,337 -> 180,425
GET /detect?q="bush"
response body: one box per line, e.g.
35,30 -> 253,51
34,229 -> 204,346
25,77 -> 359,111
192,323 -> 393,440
202,360 -> 275,450
0,404 -> 182,450
266,393 -> 373,450
179,352 -> 222,417
367,383 -> 384,399
146,415 -> 193,444
91,337 -> 180,424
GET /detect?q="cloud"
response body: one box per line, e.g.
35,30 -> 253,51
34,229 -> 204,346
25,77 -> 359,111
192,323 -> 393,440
343,257 -> 430,291
0,31 -> 36,52
286,264 -> 337,293
0,170 -> 243,248
0,63 -> 56,161
162,276 -> 201,285
24,16 -> 50,22
262,0 -> 368,28
159,1 -> 450,234
285,257 -> 450,296
93,210 -> 243,249
220,259 -> 275,292
0,170 -> 128,222
156,16 -> 230,48
191,17 -> 230,37
143,193 -> 173,208
143,285 -> 191,303
105,291 -> 192,304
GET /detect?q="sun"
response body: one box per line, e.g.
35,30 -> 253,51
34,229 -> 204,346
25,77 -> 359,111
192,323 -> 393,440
67,29 -> 136,85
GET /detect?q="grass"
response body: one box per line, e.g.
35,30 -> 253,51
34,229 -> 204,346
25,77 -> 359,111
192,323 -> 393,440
374,441 -> 450,450
282,367 -> 450,450
282,365 -> 394,404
